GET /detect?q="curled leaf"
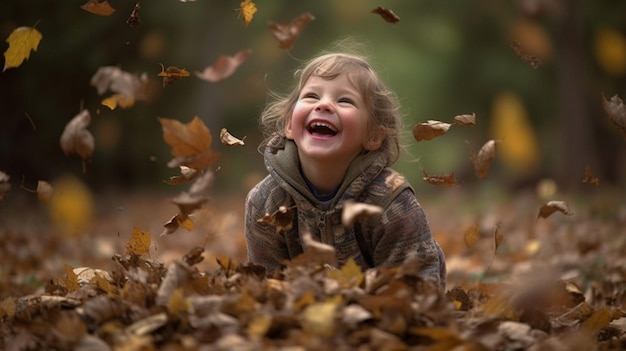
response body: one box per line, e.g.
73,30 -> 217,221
471,140 -> 497,179
161,213 -> 194,236
413,120 -> 451,142
170,171 -> 214,219
220,128 -> 245,146
158,64 -> 190,87
196,49 -> 251,83
268,13 -> 315,50
239,0 -> 257,28
494,221 -> 504,252
126,2 -> 141,27
452,113 -> 476,126
371,7 -> 400,24
80,0 -> 116,16
422,169 -> 458,187
342,199 -> 383,227
537,200 -> 573,219
601,93 -> 626,139
90,66 -> 149,100
60,109 -> 95,161
3,25 -> 42,71
257,205 -> 296,233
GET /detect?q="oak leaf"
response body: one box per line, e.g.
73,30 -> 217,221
582,166 -> 599,186
159,116 -> 219,170
239,0 -> 257,28
422,169 -> 458,187
537,201 -> 573,219
341,199 -> 383,227
219,128 -> 245,146
125,226 -> 151,256
257,205 -> 296,233
471,140 -> 497,179
601,93 -> 626,139
268,13 -> 315,50
158,64 -> 190,87
60,109 -> 95,161
80,0 -> 116,16
453,113 -> 476,126
3,25 -> 42,71
413,120 -> 451,142
196,49 -> 252,83
371,7 -> 400,24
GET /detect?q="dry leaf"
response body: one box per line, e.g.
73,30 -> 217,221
101,93 -> 135,110
537,200 -> 574,219
371,7 -> 400,24
90,66 -> 149,100
0,171 -> 11,202
158,64 -> 190,87
511,40 -> 542,69
196,49 -> 252,83
582,307 -> 612,333
601,93 -> 626,139
464,223 -> 480,248
161,213 -> 194,236
125,226 -> 151,256
301,232 -> 337,267
582,166 -> 599,186
60,109 -> 95,161
3,25 -> 43,71
302,300 -> 339,337
220,128 -> 245,146
471,140 -> 497,179
159,116 -> 219,170
412,120 -> 451,142
239,0 -> 257,28
268,13 -> 315,50
127,2 -> 141,27
493,221 -> 504,252
80,0 -> 116,16
257,205 -> 296,233
422,169 -> 458,187
64,264 -> 80,293
453,113 -> 476,126
326,258 -> 364,288
37,180 -> 53,202
341,199 -> 383,227
170,170 -> 214,219
164,166 -> 199,185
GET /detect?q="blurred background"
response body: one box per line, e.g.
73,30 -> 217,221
1,0 -> 625,211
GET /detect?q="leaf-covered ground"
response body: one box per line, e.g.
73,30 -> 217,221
1,185 -> 626,350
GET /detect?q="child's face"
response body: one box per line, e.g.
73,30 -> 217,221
285,73 -> 382,166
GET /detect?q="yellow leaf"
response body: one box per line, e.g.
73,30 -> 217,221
239,0 -> 257,28
326,257 -> 364,288
0,297 -> 16,319
167,288 -> 189,317
48,175 -> 93,237
595,27 -> 626,77
463,223 -> 480,248
3,25 -> 42,71
101,94 -> 135,110
302,300 -> 339,337
125,226 -> 151,256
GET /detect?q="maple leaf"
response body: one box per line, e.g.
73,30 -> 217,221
371,7 -> 400,24
582,166 -> 599,186
196,49 -> 252,83
60,109 -> 95,162
471,140 -> 497,179
452,113 -> 476,126
600,93 -> 626,139
220,128 -> 245,146
510,41 -> 542,69
159,116 -> 219,170
257,205 -> 296,233
127,2 -> 141,27
3,25 -> 43,71
0,171 -> 11,203
422,169 -> 458,187
268,13 -> 315,50
341,200 -> 383,227
80,0 -> 116,16
412,120 -> 451,142
125,226 -> 151,256
239,0 -> 257,28
537,201 -> 573,219
158,64 -> 190,87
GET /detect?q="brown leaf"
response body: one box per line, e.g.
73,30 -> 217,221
125,226 -> 151,256
64,264 -> 80,293
60,109 -> 94,161
164,166 -> 199,185
301,231 -> 337,268
159,116 -> 219,170
36,180 -> 53,202
0,171 -> 11,202
158,64 -> 190,87
510,40 -> 542,69
257,205 -> 296,233
464,223 -> 480,248
126,2 -> 141,27
161,213 -> 194,236
601,93 -> 626,139
453,113 -> 476,126
170,171 -> 214,218
371,7 -> 400,24
220,128 -> 245,146
537,200 -> 574,219
412,120 -> 451,142
80,0 -> 116,16
582,307 -> 613,333
341,199 -> 383,227
582,166 -> 599,186
422,169 -> 458,187
493,221 -> 504,252
196,49 -> 251,83
90,66 -> 149,100
268,13 -> 315,50
471,140 -> 497,179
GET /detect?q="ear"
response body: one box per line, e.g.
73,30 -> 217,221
284,115 -> 294,139
364,126 -> 386,151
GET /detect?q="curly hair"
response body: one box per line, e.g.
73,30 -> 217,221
258,51 -> 404,166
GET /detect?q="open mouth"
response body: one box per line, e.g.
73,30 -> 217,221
307,122 -> 338,137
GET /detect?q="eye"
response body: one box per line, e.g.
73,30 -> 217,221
301,92 -> 319,99
339,97 -> 355,105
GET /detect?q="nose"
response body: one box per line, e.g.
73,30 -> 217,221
314,99 -> 334,113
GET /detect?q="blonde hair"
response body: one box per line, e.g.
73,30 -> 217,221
259,51 -> 404,166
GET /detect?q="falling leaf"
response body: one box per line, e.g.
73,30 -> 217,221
80,0 -> 116,16
101,94 -> 135,110
463,223 -> 480,248
326,258 -> 364,288
471,140 -> 497,179
371,7 -> 400,24
196,49 -> 252,83
125,226 -> 151,256
0,171 -> 11,202
582,166 -> 599,186
220,128 -> 245,146
510,40 -> 542,68
3,25 -> 43,71
422,169 -> 458,187
159,116 -> 219,170
239,0 -> 257,28
90,66 -> 149,100
164,166 -> 199,185
161,213 -> 194,236
127,2 -> 141,27
537,200 -> 573,219
453,113 -> 476,126
170,171 -> 214,220
268,13 -> 315,50
158,64 -> 190,87
60,109 -> 95,161
493,221 -> 504,252
48,175 -> 93,237
300,232 -> 337,267
37,180 -> 53,202
341,199 -> 383,227
257,205 -> 296,233
601,93 -> 626,139
412,120 -> 451,142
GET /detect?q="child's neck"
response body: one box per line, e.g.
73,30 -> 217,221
299,160 -> 347,195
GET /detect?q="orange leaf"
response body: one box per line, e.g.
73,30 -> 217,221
537,201 -> 573,219
159,116 -> 219,170
422,169 -> 458,187
80,0 -> 116,16
60,109 -> 95,161
268,13 -> 315,50
196,49 -> 252,83
471,140 -> 497,179
158,64 -> 190,87
125,226 -> 151,256
601,93 -> 626,139
219,128 -> 245,146
371,7 -> 400,24
464,223 -> 480,248
239,0 -> 257,28
412,120 -> 451,142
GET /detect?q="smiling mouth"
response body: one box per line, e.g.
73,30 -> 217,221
307,122 -> 338,137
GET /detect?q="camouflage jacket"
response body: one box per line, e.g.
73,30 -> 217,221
244,136 -> 446,289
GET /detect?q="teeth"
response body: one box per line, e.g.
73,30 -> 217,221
308,122 -> 337,133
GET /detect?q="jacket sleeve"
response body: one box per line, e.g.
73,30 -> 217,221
244,178 -> 290,273
371,187 -> 446,289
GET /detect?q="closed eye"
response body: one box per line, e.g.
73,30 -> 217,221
301,92 -> 319,99
339,97 -> 355,105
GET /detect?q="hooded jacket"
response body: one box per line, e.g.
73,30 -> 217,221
245,136 -> 446,289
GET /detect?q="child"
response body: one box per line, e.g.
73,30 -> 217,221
244,50 -> 446,290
